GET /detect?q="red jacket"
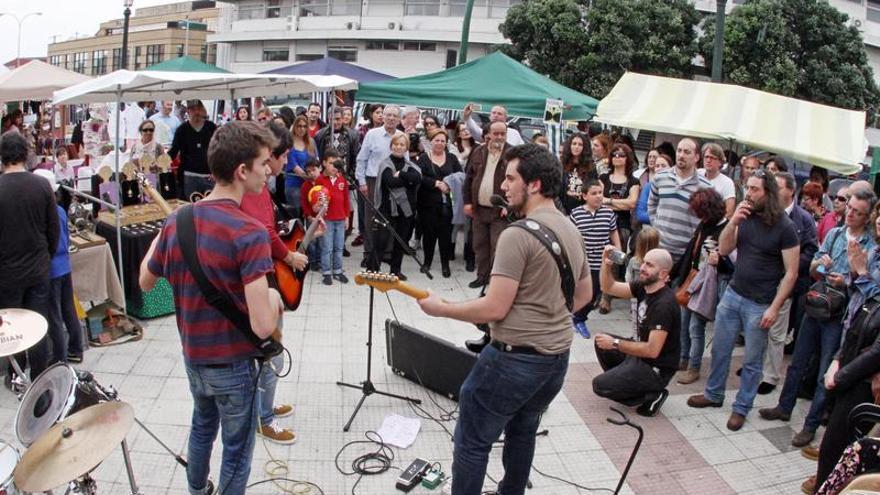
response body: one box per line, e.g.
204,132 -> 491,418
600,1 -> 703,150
315,173 -> 351,221
240,185 -> 287,261
300,179 -> 316,217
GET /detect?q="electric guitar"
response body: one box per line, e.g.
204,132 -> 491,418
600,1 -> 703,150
353,271 -> 429,300
275,196 -> 329,310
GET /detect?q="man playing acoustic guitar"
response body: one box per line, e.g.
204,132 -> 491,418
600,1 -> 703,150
417,144 -> 593,495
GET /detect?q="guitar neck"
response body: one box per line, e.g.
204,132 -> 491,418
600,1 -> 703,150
394,283 -> 429,300
139,178 -> 173,216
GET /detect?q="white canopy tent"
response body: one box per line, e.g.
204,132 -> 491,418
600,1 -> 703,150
0,60 -> 91,101
596,72 -> 867,175
51,69 -> 359,315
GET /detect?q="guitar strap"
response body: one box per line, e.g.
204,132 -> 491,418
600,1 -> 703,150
176,204 -> 283,359
510,218 -> 576,312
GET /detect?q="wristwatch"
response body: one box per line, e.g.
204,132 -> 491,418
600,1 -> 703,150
612,338 -> 620,350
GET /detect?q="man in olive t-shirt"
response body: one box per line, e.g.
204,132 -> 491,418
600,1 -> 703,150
418,144 -> 593,495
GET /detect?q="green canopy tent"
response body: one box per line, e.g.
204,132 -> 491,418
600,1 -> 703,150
356,52 -> 598,120
144,56 -> 230,73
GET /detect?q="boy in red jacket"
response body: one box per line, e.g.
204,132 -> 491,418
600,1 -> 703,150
315,149 -> 351,285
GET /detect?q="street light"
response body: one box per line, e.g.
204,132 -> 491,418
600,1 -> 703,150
179,18 -> 191,58
0,11 -> 43,68
711,0 -> 728,82
121,0 -> 134,70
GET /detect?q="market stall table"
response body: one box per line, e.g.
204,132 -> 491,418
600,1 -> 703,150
69,242 -> 125,309
95,220 -> 174,319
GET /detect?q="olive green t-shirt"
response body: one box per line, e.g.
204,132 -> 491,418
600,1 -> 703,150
490,206 -> 590,354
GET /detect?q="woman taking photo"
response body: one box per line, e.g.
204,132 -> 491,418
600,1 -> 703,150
416,129 -> 462,278
372,133 -> 421,279
559,132 -> 595,214
285,115 -> 316,218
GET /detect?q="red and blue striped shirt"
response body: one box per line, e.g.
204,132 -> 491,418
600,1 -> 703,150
147,199 -> 273,364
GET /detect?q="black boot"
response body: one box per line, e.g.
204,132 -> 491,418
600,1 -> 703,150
450,243 -> 456,261
441,262 -> 451,278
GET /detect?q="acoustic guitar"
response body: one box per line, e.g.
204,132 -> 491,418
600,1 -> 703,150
353,271 -> 429,300
275,196 -> 329,310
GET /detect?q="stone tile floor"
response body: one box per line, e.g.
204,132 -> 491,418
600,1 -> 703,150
0,249 -> 820,494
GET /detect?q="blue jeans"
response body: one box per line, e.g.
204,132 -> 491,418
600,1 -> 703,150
680,307 -> 708,370
704,288 -> 769,416
185,360 -> 259,495
258,354 -> 284,426
320,219 -> 345,275
453,344 -> 569,495
777,315 -> 842,432
48,274 -> 85,363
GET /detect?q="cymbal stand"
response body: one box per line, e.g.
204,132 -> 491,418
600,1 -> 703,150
65,474 -> 97,495
120,439 -> 143,495
7,356 -> 29,397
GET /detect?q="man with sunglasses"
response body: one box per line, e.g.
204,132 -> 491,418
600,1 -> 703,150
759,188 -> 877,448
688,169 -> 800,431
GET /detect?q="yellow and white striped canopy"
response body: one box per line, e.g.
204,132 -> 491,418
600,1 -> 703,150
596,72 -> 867,175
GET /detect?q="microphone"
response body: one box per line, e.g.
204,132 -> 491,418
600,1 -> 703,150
490,194 -> 508,209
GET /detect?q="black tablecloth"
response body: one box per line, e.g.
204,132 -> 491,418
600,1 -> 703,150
96,220 -> 163,306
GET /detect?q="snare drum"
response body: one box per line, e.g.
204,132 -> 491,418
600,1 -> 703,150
0,441 -> 21,495
14,364 -> 104,446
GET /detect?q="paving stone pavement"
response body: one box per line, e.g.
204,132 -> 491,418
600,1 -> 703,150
0,245 -> 820,494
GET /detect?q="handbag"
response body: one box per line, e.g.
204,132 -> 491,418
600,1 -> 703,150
805,229 -> 849,321
676,268 -> 699,306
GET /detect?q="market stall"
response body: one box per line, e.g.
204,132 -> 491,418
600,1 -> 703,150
595,71 -> 866,174
52,68 -> 359,318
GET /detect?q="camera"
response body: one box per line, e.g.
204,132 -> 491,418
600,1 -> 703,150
609,249 -> 627,265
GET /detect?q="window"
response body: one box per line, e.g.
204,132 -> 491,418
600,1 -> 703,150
295,53 -> 323,62
267,0 -> 282,18
870,0 -> 880,22
72,52 -> 87,73
112,48 -> 126,70
331,0 -> 361,15
488,0 -> 520,18
134,46 -> 142,69
328,47 -> 357,62
237,5 -> 264,20
176,44 -> 185,57
405,0 -> 440,15
91,50 -> 107,75
300,0 -> 329,16
403,41 -> 436,51
145,44 -> 165,66
49,55 -> 63,66
263,42 -> 290,61
449,0 -> 485,16
365,40 -> 399,50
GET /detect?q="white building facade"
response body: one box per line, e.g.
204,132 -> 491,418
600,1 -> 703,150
210,0 -> 518,77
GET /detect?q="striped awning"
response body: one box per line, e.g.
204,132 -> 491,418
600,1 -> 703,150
596,72 -> 867,175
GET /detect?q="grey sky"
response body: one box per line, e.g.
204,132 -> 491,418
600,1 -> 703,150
1,0 -> 174,66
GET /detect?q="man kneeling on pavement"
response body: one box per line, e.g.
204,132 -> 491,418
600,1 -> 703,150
592,245 -> 680,417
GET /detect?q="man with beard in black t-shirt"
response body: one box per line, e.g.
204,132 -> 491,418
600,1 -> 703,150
592,246 -> 680,417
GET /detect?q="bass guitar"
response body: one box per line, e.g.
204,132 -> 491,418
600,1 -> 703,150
353,271 -> 429,300
275,196 -> 329,310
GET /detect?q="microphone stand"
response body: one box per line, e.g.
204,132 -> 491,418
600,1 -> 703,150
334,166 -> 423,432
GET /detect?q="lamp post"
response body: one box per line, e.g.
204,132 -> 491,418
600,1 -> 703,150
711,0 -> 727,82
180,18 -> 191,58
121,0 -> 133,70
0,12 -> 43,68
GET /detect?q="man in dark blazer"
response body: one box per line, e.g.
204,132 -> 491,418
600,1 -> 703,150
759,168 -> 818,394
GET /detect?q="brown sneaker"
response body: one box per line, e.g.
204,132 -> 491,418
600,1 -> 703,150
801,475 -> 816,494
273,404 -> 294,418
687,394 -> 723,408
727,412 -> 746,431
258,423 -> 297,445
677,368 -> 700,385
792,429 -> 816,448
802,445 -> 819,461
758,406 -> 791,422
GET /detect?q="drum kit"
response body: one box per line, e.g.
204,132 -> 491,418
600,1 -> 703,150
0,308 -> 183,494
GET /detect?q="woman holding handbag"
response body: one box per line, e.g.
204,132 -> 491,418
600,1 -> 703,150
674,188 -> 732,384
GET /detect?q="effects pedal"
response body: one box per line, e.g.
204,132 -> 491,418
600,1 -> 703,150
421,466 -> 445,489
396,457 -> 429,492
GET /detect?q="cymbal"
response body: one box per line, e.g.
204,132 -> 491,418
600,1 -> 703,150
0,309 -> 48,358
14,401 -> 134,492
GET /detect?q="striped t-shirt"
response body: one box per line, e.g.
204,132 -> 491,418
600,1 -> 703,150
569,205 -> 617,271
147,199 -> 273,364
647,169 -> 712,260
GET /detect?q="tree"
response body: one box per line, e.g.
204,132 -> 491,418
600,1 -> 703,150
499,0 -> 701,99
699,0 -> 879,117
